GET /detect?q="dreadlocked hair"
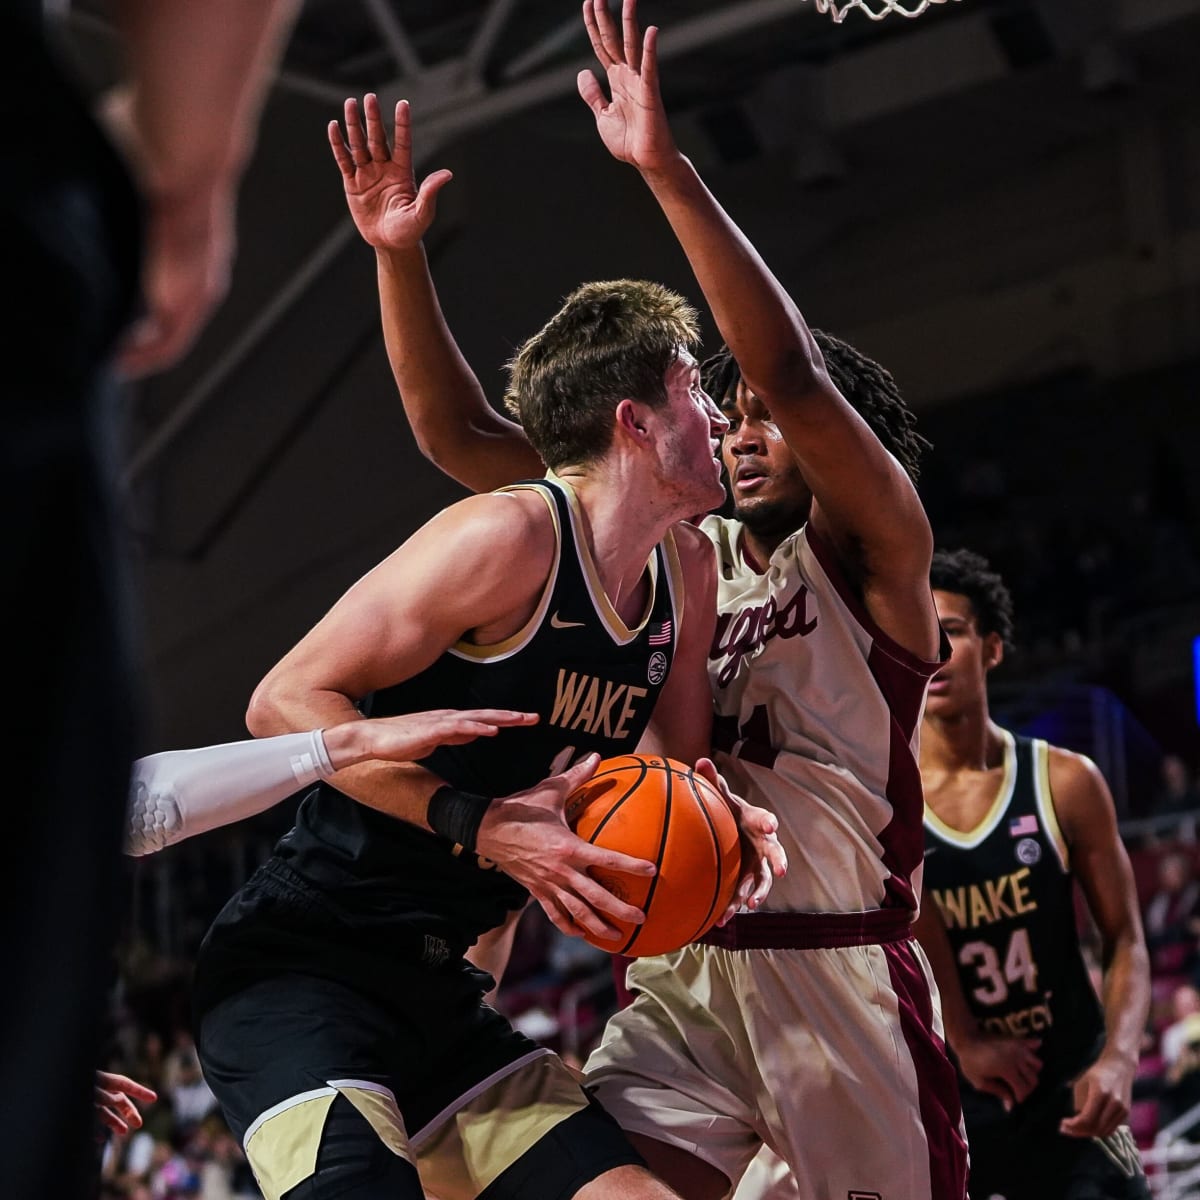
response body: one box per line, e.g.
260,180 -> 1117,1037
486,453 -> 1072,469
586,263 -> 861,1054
699,330 -> 932,483
930,547 -> 1015,651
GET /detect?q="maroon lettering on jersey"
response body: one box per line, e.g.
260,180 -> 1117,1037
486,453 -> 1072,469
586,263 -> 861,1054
710,585 -> 818,686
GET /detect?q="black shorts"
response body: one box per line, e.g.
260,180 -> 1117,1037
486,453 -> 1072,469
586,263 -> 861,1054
194,913 -> 642,1199
967,1117 -> 1151,1200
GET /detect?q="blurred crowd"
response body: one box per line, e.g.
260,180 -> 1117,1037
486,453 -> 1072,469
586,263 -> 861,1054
1110,816 -> 1200,1152
96,953 -> 255,1198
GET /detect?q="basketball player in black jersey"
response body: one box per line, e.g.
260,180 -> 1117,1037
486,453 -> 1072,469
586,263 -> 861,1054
190,63 -> 786,1200
914,548 -> 1151,1199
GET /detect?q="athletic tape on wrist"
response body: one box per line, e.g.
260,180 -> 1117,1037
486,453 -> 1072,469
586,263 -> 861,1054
427,785 -> 491,854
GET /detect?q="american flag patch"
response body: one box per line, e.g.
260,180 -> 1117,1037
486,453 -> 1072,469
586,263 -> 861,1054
1009,814 -> 1039,837
648,620 -> 672,646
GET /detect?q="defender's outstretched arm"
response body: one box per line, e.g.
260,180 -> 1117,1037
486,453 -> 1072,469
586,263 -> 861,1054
578,0 -> 937,659
331,94 -> 543,492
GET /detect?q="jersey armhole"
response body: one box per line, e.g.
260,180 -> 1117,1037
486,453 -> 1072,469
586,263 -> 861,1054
449,484 -> 561,663
803,524 -> 948,677
1032,739 -> 1070,872
661,527 -> 685,633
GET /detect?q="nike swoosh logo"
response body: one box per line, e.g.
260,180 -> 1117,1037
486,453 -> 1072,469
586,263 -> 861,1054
550,612 -> 586,630
924,847 -> 938,857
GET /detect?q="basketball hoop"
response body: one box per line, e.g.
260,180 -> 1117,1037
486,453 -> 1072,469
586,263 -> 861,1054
812,0 -> 960,22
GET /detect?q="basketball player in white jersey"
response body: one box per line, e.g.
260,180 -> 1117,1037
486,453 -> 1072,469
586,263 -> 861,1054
356,2 -> 967,1196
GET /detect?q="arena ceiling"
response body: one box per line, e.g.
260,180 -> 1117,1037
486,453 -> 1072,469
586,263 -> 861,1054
66,0 -> 1199,463
69,0 -> 1176,159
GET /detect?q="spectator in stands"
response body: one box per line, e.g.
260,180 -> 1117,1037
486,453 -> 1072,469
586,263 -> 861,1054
190,1117 -> 258,1199
1159,983 -> 1200,1132
129,1029 -> 168,1098
1152,754 -> 1200,820
1142,850 -> 1200,978
147,1131 -> 202,1198
166,1039 -> 218,1135
162,1029 -> 202,1098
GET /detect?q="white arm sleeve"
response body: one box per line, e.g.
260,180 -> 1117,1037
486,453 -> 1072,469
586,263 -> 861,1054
124,729 -> 337,856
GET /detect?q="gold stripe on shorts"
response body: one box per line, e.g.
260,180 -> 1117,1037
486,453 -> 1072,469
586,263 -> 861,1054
330,1079 -> 413,1161
244,1088 -> 337,1200
243,1081 -> 413,1200
415,1050 -> 588,1200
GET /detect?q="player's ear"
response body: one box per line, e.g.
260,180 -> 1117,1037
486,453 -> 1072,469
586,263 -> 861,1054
615,398 -> 651,444
982,630 -> 1004,672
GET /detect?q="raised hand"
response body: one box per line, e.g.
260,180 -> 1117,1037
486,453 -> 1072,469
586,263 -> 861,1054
475,753 -> 657,942
576,0 -> 679,172
695,758 -> 788,925
328,94 -> 453,251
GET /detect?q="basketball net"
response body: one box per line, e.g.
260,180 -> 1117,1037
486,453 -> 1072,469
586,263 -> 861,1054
812,0 -> 960,22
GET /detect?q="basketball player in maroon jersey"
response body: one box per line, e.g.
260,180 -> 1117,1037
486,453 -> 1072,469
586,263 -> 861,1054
360,2 -> 966,1196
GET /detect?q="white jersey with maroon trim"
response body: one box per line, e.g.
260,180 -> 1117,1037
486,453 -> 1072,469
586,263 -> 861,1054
586,518 -> 966,1199
700,515 -> 945,915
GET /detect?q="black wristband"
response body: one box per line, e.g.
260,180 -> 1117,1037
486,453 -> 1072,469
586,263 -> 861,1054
427,785 -> 492,854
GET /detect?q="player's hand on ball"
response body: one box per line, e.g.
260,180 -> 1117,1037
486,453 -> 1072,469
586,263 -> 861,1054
694,758 -> 787,924
475,753 -> 656,942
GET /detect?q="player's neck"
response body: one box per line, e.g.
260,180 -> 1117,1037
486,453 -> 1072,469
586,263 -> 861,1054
559,469 -> 672,619
921,703 -> 1005,774
740,528 -> 785,573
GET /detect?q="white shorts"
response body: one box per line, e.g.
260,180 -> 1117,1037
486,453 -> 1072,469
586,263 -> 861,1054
733,1146 -> 797,1200
584,934 -> 967,1200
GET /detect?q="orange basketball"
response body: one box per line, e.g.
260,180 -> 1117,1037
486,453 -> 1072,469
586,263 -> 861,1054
565,754 -> 742,957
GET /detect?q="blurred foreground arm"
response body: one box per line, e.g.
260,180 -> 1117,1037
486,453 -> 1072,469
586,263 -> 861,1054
102,0 -> 302,376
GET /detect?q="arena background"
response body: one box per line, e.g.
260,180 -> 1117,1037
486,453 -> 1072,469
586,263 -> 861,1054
61,1 -> 1200,1195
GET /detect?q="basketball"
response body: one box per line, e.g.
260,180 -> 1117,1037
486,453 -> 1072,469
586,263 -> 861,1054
565,754 -> 742,957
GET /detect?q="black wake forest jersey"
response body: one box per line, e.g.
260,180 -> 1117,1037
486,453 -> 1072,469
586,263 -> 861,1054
275,475 -> 684,954
923,731 -> 1104,1127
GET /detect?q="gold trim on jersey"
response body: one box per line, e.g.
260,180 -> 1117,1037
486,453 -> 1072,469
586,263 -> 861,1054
550,470 -> 658,646
449,485 -> 562,663
662,526 -> 685,632
924,729 -> 1017,848
412,1049 -> 588,1199
242,1081 -> 413,1200
1033,738 -> 1070,871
